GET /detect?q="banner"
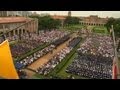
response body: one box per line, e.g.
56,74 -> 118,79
0,40 -> 19,79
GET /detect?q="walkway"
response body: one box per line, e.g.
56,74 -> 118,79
23,33 -> 77,78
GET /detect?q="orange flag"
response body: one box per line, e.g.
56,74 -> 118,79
0,40 -> 19,79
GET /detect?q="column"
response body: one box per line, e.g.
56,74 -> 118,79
9,32 -> 11,37
17,29 -> 19,35
13,30 -> 15,36
21,29 -> 23,35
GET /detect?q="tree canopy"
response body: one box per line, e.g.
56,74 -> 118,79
29,15 -> 61,30
105,18 -> 120,38
64,16 -> 80,25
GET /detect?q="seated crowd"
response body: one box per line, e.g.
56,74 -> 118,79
66,53 -> 112,79
117,39 -> 120,52
0,36 -> 4,44
36,37 -> 81,75
15,33 -> 72,71
9,30 -> 70,58
68,37 -> 81,48
17,70 -> 27,79
16,45 -> 55,68
52,34 -> 70,46
66,34 -> 114,79
36,47 -> 72,75
78,34 -> 114,58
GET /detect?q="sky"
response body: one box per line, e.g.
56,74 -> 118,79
32,11 -> 120,18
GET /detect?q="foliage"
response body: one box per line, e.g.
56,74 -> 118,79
64,16 -> 80,25
29,15 -> 61,30
105,18 -> 120,37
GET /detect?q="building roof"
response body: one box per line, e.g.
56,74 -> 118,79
51,15 -> 67,20
0,17 -> 32,24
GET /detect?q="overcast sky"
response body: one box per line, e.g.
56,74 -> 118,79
32,11 -> 120,18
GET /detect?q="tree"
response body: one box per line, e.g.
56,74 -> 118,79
29,15 -> 61,30
114,19 -> 120,37
105,17 -> 116,32
105,18 -> 120,38
64,16 -> 80,25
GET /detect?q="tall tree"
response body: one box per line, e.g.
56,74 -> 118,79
105,18 -> 120,38
30,15 -> 61,30
64,16 -> 80,25
105,17 -> 116,32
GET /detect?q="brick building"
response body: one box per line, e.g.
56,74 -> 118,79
0,11 -> 32,17
0,17 -> 38,37
80,15 -> 108,26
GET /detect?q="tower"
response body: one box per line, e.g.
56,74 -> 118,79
68,11 -> 71,17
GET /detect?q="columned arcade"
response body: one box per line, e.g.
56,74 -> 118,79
0,17 -> 38,38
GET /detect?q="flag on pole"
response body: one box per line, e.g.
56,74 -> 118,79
112,57 -> 117,79
0,40 -> 19,79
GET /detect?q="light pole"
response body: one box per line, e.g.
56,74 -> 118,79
111,25 -> 120,78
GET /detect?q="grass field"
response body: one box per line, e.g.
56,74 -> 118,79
60,24 -> 84,32
56,53 -> 87,79
92,26 -> 109,35
55,38 -> 88,79
33,74 -> 49,79
60,25 -> 109,35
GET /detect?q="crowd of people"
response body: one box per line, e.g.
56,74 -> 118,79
36,37 -> 81,75
66,34 -> 114,79
117,38 -> 120,52
9,30 -> 70,58
0,36 -> 5,44
68,37 -> 81,48
66,53 -> 112,79
17,70 -> 27,79
78,34 -> 114,58
36,47 -> 72,75
52,34 -> 70,46
16,45 -> 55,69
15,32 -> 72,70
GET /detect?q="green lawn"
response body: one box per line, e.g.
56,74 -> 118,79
32,74 -> 49,79
92,26 -> 109,35
60,24 -> 84,32
56,53 -> 76,78
56,52 -> 88,79
60,25 -> 109,35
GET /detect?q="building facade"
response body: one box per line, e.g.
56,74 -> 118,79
0,11 -> 32,17
80,15 -> 108,26
0,17 -> 38,37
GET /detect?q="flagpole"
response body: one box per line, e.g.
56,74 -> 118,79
111,25 -> 119,78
